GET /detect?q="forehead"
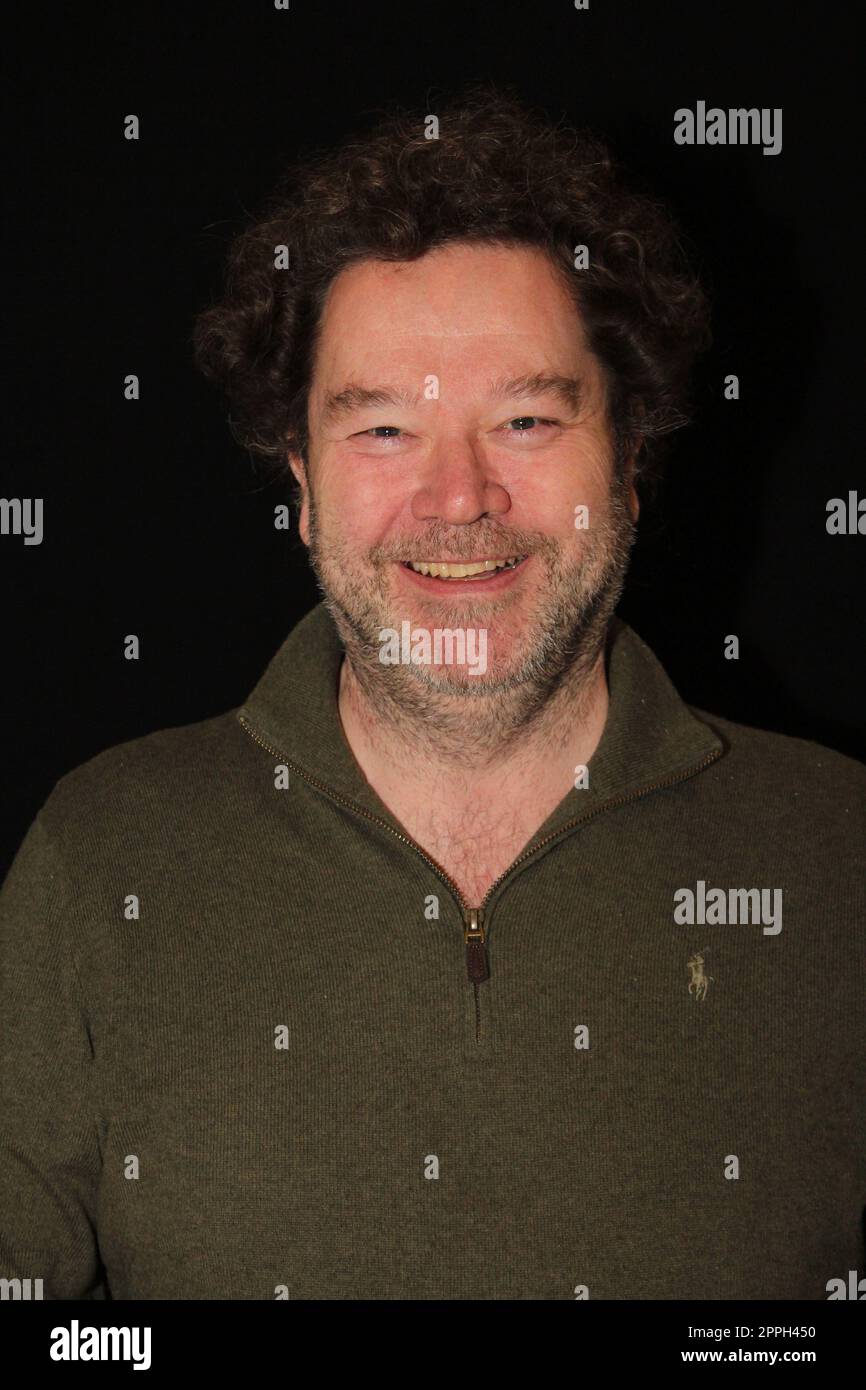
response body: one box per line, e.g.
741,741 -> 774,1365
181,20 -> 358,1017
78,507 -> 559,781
312,242 -> 591,385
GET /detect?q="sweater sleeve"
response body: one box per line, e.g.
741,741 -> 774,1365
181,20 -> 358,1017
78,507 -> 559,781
0,805 -> 107,1299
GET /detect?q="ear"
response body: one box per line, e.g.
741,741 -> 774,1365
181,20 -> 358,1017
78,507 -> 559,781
627,474 -> 640,525
287,451 -> 311,546
621,445 -> 642,524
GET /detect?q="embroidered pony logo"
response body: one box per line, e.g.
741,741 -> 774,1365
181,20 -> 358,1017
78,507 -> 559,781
686,950 -> 714,1002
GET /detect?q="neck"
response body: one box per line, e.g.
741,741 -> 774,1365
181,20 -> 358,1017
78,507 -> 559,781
337,633 -> 611,810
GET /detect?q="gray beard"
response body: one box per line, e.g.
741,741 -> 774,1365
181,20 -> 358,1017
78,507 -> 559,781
305,475 -> 636,764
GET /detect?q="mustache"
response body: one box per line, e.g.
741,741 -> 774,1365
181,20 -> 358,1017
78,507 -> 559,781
370,529 -> 551,565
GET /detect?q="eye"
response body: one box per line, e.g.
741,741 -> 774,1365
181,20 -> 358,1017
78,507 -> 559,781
501,416 -> 558,434
356,426 -> 404,439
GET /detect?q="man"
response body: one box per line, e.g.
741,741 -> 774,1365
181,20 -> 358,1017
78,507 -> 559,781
1,87 -> 863,1301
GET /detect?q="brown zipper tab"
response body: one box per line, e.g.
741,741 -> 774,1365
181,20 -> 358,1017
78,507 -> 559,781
464,908 -> 489,983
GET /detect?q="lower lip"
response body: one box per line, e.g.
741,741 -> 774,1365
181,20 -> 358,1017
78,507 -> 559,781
397,556 -> 530,593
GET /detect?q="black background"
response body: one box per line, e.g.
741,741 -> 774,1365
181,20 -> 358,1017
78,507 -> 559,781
3,0 -> 863,874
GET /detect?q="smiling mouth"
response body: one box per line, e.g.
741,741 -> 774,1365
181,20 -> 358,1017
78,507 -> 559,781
401,556 -> 527,580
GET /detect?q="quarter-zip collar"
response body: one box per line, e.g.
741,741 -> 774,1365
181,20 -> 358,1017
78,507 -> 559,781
237,602 -> 726,856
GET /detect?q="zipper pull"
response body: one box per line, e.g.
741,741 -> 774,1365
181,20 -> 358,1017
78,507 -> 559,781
464,907 -> 489,983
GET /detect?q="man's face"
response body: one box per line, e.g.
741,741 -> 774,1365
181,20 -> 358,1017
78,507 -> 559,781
290,241 -> 638,699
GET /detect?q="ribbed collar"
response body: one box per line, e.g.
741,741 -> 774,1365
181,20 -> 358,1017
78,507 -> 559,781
237,602 -> 725,852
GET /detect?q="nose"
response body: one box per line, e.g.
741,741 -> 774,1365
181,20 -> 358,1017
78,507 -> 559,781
411,436 -> 511,526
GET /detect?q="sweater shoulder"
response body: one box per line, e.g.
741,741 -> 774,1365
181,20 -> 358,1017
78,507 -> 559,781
38,709 -> 249,839
688,704 -> 866,815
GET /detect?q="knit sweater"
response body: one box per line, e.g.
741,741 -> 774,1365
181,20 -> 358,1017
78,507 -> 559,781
1,603 -> 864,1301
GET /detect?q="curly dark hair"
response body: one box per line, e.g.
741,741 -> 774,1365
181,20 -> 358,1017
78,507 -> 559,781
192,83 -> 711,496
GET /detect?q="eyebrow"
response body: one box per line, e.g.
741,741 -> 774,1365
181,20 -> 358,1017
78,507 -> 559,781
320,372 -> 584,425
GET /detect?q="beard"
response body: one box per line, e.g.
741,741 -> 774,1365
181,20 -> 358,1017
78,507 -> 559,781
304,470 -> 637,760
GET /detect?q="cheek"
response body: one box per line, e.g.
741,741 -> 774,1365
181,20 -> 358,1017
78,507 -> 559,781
532,478 -> 614,544
324,478 -> 405,551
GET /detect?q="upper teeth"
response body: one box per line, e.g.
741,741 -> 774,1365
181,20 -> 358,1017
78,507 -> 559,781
408,557 -> 523,579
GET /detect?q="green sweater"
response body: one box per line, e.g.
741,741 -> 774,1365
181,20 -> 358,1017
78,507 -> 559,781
1,604 -> 864,1300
